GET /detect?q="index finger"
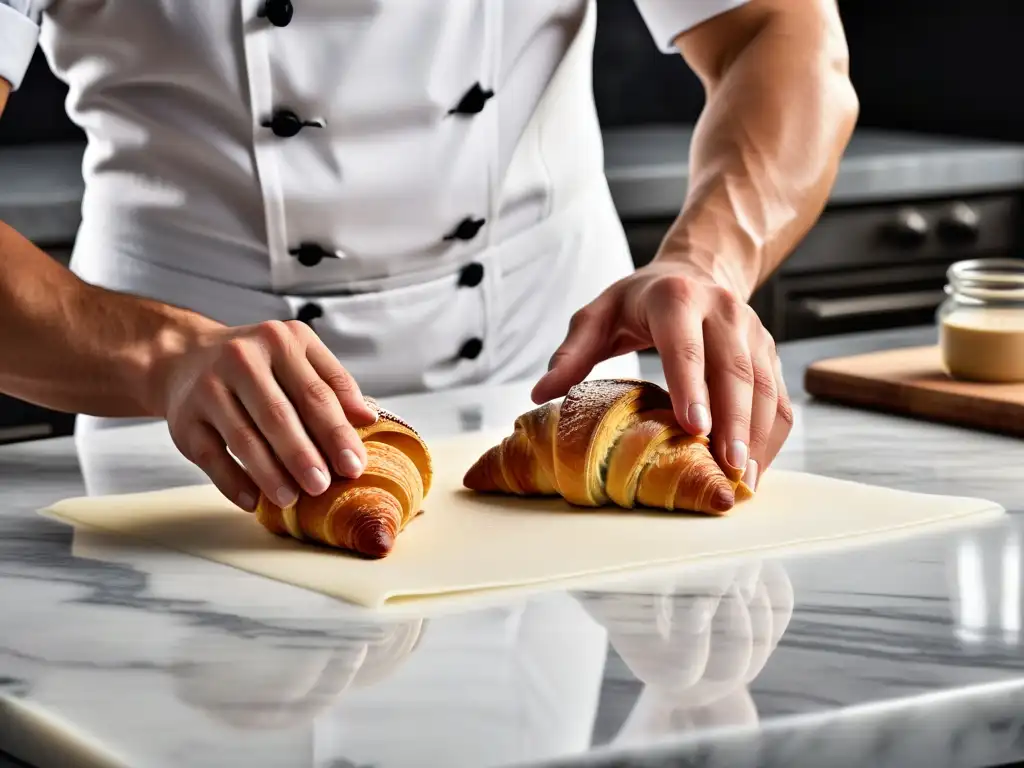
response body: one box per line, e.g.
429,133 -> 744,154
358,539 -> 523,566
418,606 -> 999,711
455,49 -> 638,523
275,353 -> 368,479
648,302 -> 711,436
229,361 -> 333,497
302,332 -> 378,426
762,355 -> 794,471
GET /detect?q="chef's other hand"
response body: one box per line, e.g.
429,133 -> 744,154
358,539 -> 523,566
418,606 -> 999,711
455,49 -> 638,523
154,320 -> 378,512
532,260 -> 793,494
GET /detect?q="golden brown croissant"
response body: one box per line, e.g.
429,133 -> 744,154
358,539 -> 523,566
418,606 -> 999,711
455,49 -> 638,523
255,401 -> 432,558
463,379 -> 753,515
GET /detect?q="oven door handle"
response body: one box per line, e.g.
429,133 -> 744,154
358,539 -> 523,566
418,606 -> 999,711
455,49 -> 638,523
797,289 -> 946,320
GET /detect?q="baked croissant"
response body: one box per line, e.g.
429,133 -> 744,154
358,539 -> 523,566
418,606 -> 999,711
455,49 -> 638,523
255,400 -> 432,558
463,379 -> 752,515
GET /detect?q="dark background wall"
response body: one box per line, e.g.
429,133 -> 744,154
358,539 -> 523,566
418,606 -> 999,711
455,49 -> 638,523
594,0 -> 1023,141
1,0 -> 1021,144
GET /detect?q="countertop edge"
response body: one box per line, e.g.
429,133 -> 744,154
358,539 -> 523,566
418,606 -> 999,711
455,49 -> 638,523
530,677 -> 1024,768
4,127 -> 1024,245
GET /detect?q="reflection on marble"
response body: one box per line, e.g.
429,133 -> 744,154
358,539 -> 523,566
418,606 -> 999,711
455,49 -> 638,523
4,329 -> 1024,767
577,561 -> 793,744
172,617 -> 426,731
0,530 -> 798,768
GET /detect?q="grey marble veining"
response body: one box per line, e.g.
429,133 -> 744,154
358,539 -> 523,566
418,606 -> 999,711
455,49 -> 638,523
3,327 -> 1024,768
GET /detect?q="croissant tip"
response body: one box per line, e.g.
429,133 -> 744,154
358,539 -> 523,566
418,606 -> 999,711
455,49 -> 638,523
356,524 -> 395,558
462,459 -> 492,492
709,487 -> 735,514
735,480 -> 755,503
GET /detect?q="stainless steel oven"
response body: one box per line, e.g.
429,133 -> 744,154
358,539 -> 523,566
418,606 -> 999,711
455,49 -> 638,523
763,193 -> 1023,341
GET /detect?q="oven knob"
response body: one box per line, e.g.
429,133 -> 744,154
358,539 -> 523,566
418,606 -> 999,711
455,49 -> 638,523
884,208 -> 930,248
938,202 -> 981,244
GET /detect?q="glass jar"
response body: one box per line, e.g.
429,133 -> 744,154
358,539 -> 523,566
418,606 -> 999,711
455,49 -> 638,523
937,258 -> 1024,383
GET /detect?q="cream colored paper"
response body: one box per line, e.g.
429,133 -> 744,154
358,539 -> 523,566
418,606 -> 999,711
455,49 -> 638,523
43,431 -> 1002,609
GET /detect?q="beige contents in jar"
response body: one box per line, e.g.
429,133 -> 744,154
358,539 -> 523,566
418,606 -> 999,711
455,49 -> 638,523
940,308 -> 1024,383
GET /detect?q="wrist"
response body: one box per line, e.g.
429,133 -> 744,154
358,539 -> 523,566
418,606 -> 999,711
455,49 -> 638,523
654,200 -> 764,301
655,180 -> 770,301
654,236 -> 759,301
135,308 -> 223,418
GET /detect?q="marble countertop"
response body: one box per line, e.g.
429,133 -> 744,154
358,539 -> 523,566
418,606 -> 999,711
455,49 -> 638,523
3,326 -> 1024,768
6,128 -> 1024,246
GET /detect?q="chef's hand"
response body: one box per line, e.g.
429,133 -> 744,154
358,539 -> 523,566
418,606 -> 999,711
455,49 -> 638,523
153,320 -> 378,512
532,259 -> 793,494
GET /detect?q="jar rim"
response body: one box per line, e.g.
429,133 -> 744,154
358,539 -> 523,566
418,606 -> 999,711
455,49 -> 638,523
948,258 -> 1024,280
947,258 -> 1024,304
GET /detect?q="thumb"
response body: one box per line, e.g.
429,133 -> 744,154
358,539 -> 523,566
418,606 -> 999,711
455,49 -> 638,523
531,304 -> 609,403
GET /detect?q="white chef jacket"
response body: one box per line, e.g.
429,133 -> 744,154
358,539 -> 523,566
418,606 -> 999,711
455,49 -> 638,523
1,0 -> 748,430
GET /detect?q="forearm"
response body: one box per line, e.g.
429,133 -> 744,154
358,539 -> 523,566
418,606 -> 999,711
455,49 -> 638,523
658,1 -> 859,299
0,220 -> 222,416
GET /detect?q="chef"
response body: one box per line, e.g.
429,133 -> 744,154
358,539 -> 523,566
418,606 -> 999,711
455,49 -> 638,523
0,0 -> 857,511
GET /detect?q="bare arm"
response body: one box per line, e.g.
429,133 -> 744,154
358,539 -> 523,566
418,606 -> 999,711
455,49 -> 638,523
0,217 -> 221,416
536,0 -> 857,495
0,79 -> 376,509
659,0 -> 859,297
0,78 -> 220,415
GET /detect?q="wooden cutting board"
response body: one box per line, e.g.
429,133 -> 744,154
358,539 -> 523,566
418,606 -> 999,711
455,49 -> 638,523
804,345 -> 1024,437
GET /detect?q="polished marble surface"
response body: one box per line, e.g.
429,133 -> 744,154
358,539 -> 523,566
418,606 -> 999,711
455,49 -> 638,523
3,326 -> 1024,767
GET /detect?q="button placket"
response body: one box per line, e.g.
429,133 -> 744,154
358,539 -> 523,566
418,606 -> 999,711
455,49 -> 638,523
443,8 -> 500,376
254,0 -> 334,288
242,0 -> 288,293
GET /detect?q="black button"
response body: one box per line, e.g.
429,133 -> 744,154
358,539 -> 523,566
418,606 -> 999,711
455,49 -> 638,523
459,337 -> 483,360
289,242 -> 337,267
262,109 -> 322,138
296,302 -> 323,325
258,0 -> 293,26
448,82 -> 494,116
443,217 -> 486,242
458,262 -> 484,287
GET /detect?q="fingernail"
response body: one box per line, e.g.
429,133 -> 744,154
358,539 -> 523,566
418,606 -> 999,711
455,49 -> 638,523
743,459 -> 759,491
275,485 -> 298,508
238,492 -> 256,512
727,440 -> 748,470
687,403 -> 711,434
338,448 -> 364,478
305,466 -> 329,494
360,398 -> 379,423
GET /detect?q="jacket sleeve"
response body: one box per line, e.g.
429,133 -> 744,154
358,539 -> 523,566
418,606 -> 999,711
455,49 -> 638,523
632,0 -> 751,53
0,0 -> 42,91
